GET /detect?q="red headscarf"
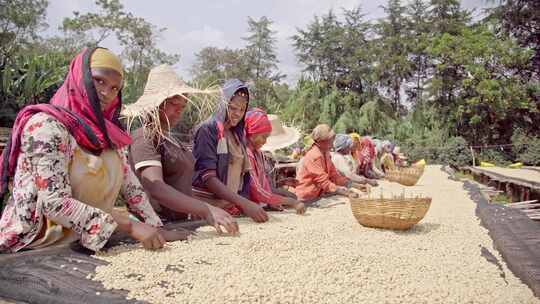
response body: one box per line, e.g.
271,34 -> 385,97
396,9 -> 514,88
245,108 -> 272,137
354,137 -> 376,168
0,48 -> 131,199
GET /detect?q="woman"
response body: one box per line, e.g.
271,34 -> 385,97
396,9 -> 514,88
125,65 -> 238,235
331,134 -> 377,186
244,109 -> 305,214
379,141 -> 396,172
192,79 -> 268,223
0,48 -> 176,253
351,134 -> 384,179
294,124 -> 351,202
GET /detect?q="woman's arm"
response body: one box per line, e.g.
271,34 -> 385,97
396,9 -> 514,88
139,166 -> 238,234
119,150 -> 163,227
206,177 -> 268,223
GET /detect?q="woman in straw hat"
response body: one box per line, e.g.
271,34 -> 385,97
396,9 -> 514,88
331,134 -> 378,187
192,79 -> 269,223
0,48 -> 178,253
124,65 -> 238,235
294,124 -> 354,202
244,108 -> 305,214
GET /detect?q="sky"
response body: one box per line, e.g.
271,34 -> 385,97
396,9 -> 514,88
44,0 -> 495,85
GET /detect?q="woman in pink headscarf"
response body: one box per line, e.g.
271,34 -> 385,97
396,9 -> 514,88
245,109 -> 305,214
0,48 -> 182,253
352,136 -> 383,180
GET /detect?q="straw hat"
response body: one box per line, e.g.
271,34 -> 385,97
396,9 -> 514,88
261,115 -> 301,152
122,65 -> 218,117
121,65 -> 219,145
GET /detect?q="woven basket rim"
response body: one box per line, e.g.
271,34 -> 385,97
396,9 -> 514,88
350,197 -> 431,203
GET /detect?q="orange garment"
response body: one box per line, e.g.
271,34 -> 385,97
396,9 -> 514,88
294,145 -> 348,202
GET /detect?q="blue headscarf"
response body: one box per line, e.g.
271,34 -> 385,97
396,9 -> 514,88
333,134 -> 352,152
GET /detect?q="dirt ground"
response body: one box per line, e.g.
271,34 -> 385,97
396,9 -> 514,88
91,165 -> 539,304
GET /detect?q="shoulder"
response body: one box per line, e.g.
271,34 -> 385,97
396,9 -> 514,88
306,146 -> 323,160
130,127 -> 145,141
194,118 -> 219,140
130,127 -> 154,149
23,113 -> 71,143
21,113 -> 74,155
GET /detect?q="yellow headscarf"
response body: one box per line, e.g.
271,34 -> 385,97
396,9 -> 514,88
90,48 -> 123,78
349,132 -> 361,141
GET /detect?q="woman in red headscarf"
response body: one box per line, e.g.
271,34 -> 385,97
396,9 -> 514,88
245,109 -> 305,214
352,136 -> 383,180
0,48 -> 180,253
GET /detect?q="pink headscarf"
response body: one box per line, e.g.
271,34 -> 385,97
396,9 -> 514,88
245,108 -> 272,137
1,48 -> 131,199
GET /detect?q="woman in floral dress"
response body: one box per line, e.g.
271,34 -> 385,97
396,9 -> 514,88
0,48 -> 179,253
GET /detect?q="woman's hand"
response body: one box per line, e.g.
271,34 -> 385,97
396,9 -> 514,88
240,200 -> 269,223
335,186 -> 350,196
283,197 -> 305,215
293,201 -> 306,214
130,221 -> 166,250
205,204 -> 239,235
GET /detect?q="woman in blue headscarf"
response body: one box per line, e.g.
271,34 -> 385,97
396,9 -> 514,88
192,79 -> 268,223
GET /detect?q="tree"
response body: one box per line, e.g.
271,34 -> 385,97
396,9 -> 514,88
0,0 -> 48,64
405,0 -> 431,106
61,0 -> 180,104
243,16 -> 284,108
243,16 -> 282,83
428,0 -> 470,35
375,0 -> 411,114
292,7 -> 374,95
191,47 -> 250,85
428,25 -> 537,145
492,0 -> 540,78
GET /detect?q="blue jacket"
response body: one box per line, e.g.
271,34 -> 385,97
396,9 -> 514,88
192,79 -> 251,198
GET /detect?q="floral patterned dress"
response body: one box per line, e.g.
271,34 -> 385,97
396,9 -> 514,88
0,113 -> 162,253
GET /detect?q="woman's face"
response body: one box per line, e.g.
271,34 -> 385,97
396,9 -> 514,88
248,132 -> 271,150
91,68 -> 123,111
226,95 -> 248,127
159,95 -> 188,129
316,136 -> 335,152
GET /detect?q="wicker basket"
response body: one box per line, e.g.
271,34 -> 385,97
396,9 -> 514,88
350,196 -> 431,230
385,166 -> 425,186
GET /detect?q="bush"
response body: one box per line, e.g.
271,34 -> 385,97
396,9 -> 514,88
512,131 -> 540,165
0,52 -> 68,127
476,149 -> 512,166
438,136 -> 472,168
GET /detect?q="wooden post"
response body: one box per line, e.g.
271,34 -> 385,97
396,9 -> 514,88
470,146 -> 476,167
506,183 -> 514,203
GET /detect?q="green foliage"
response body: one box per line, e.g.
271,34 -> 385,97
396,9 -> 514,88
292,8 -> 374,94
491,193 -> 510,205
428,24 -> 539,145
512,130 -> 540,165
438,136 -> 472,168
61,0 -> 180,104
0,0 -> 49,60
477,149 -> 511,166
493,0 -> 540,77
375,0 -> 411,113
0,52 -> 68,126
